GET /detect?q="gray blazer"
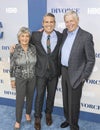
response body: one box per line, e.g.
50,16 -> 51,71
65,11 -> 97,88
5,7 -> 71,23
60,27 -> 95,88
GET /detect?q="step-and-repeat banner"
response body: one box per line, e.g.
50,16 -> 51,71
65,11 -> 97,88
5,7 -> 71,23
0,0 -> 28,99
0,0 -> 100,118
47,0 -> 100,115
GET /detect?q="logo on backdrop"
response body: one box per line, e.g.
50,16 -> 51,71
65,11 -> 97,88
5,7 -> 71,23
88,8 -> 100,15
81,102 -> 100,110
51,8 -> 80,14
1,45 -> 10,50
86,79 -> 100,85
0,22 -> 3,39
95,52 -> 100,58
0,79 -> 4,84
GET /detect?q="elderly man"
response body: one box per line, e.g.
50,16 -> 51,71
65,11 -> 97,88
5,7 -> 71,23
60,10 -> 95,130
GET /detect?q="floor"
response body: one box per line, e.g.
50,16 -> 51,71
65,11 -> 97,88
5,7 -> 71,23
0,105 -> 100,130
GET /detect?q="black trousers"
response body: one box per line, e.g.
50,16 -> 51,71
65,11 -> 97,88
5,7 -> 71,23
61,66 -> 83,130
16,77 -> 36,123
34,72 -> 58,118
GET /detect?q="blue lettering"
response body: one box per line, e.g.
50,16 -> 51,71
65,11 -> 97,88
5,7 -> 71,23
95,53 -> 100,58
2,46 -> 10,50
86,79 -> 100,85
3,69 -> 10,73
0,21 -> 3,39
0,79 -> 4,83
81,103 -> 100,110
4,90 -> 16,95
51,8 -> 80,14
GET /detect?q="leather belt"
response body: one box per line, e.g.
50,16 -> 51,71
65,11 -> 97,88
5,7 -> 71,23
62,65 -> 68,69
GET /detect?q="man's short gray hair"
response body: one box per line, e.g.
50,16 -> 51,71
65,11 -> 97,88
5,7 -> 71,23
64,10 -> 79,21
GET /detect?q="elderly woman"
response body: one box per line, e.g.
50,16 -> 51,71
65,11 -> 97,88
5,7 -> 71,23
10,27 -> 37,130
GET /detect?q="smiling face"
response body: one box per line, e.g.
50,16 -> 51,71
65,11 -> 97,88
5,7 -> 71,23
42,15 -> 55,34
64,13 -> 79,32
17,27 -> 31,46
18,33 -> 30,46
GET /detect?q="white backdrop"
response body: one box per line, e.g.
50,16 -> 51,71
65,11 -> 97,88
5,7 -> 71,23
47,0 -> 100,114
0,0 -> 100,116
0,0 -> 28,99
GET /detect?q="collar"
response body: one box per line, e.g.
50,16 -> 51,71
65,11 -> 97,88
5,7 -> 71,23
43,30 -> 56,38
67,26 -> 79,35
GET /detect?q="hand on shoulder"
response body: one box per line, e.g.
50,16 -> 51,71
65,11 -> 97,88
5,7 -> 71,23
10,44 -> 16,53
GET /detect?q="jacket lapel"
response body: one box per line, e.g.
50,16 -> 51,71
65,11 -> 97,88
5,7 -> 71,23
51,30 -> 60,54
59,29 -> 68,52
39,31 -> 47,54
68,27 -> 82,62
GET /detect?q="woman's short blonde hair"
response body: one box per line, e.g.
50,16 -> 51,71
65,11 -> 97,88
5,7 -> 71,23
17,27 -> 31,41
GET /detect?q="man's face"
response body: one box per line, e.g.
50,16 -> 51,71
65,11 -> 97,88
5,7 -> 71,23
64,15 -> 79,32
42,16 -> 55,34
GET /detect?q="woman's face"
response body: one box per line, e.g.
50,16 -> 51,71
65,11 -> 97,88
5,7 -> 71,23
19,33 -> 30,45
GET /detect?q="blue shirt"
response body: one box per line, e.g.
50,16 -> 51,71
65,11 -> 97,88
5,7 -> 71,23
61,27 -> 79,67
41,31 -> 57,53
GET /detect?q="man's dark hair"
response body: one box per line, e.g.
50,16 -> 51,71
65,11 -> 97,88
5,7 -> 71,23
43,13 -> 55,23
45,13 -> 55,18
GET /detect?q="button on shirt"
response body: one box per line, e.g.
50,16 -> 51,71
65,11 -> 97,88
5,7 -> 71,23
61,27 -> 79,67
41,31 -> 57,53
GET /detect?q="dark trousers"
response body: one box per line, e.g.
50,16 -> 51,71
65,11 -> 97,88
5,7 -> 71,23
16,77 -> 36,123
34,73 -> 58,118
61,66 -> 83,130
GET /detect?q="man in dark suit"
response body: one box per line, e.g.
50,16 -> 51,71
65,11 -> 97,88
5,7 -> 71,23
60,10 -> 95,130
31,13 -> 62,130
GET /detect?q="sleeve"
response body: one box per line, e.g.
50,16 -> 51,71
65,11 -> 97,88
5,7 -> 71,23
10,51 -> 16,81
29,32 -> 34,45
82,33 -> 95,80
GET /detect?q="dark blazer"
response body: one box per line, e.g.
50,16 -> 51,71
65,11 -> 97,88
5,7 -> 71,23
31,30 -> 62,78
60,27 -> 95,88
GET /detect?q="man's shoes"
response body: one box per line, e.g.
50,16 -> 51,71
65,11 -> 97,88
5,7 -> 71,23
46,113 -> 52,126
60,121 -> 69,128
34,118 -> 41,130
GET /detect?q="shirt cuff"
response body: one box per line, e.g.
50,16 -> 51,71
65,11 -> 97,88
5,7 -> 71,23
11,77 -> 15,81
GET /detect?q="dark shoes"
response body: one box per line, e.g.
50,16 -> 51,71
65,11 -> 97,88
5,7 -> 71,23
34,114 -> 52,130
60,121 -> 69,128
46,113 -> 52,126
34,118 -> 41,130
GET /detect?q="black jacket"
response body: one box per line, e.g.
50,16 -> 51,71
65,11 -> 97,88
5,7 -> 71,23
31,30 -> 62,78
